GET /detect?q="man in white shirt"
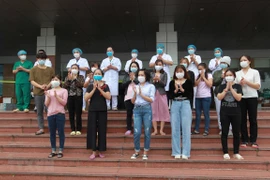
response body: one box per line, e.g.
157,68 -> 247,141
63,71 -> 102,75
124,49 -> 143,73
34,49 -> 52,67
100,47 -> 122,110
149,44 -> 173,98
66,48 -> 90,111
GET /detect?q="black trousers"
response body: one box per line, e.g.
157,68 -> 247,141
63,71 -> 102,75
68,96 -> 82,131
240,98 -> 258,143
124,100 -> 134,130
220,113 -> 241,154
87,111 -> 107,151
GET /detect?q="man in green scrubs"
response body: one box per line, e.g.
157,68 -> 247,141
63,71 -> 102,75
12,50 -> 33,112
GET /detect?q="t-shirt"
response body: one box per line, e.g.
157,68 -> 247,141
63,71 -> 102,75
87,84 -> 110,111
218,84 -> 242,115
46,88 -> 68,116
29,66 -> 55,96
196,73 -> 212,98
13,60 -> 33,84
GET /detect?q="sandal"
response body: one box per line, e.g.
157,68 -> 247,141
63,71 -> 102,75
48,152 -> 57,158
57,153 -> 63,158
35,130 -> 44,135
251,143 -> 259,148
192,130 -> 200,135
203,131 -> 209,136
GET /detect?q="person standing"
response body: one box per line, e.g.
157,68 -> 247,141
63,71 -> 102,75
169,65 -> 193,160
124,49 -> 143,73
30,53 -> 54,135
150,59 -> 170,136
208,48 -> 223,74
85,69 -> 111,160
63,64 -> 85,136
100,47 -> 122,110
12,50 -> 33,112
45,75 -> 68,158
34,49 -> 52,67
66,48 -> 90,111
235,55 -> 261,148
130,69 -> 155,160
149,44 -> 173,102
84,63 -> 100,89
122,62 -> 140,135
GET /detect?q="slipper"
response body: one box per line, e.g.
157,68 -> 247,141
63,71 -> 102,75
99,153 -> 105,158
89,154 -> 96,160
48,152 -> 57,158
35,130 -> 44,135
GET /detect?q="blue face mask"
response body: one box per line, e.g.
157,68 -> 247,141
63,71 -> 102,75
157,49 -> 163,55
215,53 -> 221,58
181,63 -> 188,68
93,75 -> 102,81
130,67 -> 138,73
220,63 -> 228,69
39,60 -> 45,66
188,49 -> 195,55
107,51 -> 113,57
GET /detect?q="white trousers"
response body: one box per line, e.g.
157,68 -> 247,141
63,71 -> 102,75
106,96 -> 118,109
82,88 -> 86,109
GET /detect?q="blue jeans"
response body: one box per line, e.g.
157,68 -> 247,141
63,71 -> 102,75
171,100 -> 192,157
194,97 -> 211,132
133,104 -> 152,152
47,113 -> 66,151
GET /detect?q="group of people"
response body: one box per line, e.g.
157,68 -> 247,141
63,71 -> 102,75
12,44 -> 261,160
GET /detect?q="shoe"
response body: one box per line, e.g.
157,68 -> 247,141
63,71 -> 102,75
223,153 -> 230,160
228,130 -> 233,136
192,130 -> 200,135
48,152 -> 57,158
99,153 -> 105,158
82,108 -> 86,112
142,154 -> 148,160
13,109 -> 20,112
219,131 -> 222,136
240,142 -> 248,148
89,154 -> 96,160
125,130 -> 132,135
24,109 -> 29,113
131,153 -> 139,159
175,155 -> 181,159
70,131 -> 76,136
76,131 -> 81,135
112,107 -> 118,111
57,153 -> 63,158
107,106 -> 111,110
35,130 -> 44,135
182,155 -> 188,160
251,143 -> 259,148
203,131 -> 209,136
233,154 -> 244,160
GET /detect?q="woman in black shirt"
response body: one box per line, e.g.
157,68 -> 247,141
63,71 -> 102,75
217,69 -> 243,160
85,69 -> 111,160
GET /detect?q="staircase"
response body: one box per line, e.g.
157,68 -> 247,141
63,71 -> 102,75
0,110 -> 270,179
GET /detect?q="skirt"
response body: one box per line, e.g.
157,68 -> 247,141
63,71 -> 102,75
151,91 -> 170,122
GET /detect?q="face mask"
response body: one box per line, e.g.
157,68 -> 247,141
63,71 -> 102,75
199,69 -> 205,74
157,48 -> 163,55
215,53 -> 221,58
188,49 -> 195,55
93,75 -> 102,81
130,67 -> 138,73
225,76 -> 235,82
39,60 -> 45,66
138,76 -> 145,83
155,65 -> 163,71
91,67 -> 97,72
51,80 -> 60,88
240,61 -> 249,68
20,55 -> 26,61
131,53 -> 137,58
71,69 -> 78,74
220,63 -> 228,69
181,63 -> 188,68
176,72 -> 184,79
107,51 -> 113,57
74,53 -> 80,58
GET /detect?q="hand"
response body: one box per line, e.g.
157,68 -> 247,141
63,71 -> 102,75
88,73 -> 93,79
131,58 -> 136,62
40,84 -> 46,90
157,55 -> 162,59
225,82 -> 230,91
129,72 -> 135,81
138,86 -> 142,95
221,72 -> 225,78
201,71 -> 205,79
93,81 -> 98,90
17,66 -> 22,71
54,90 -> 57,97
228,82 -> 233,90
44,91 -> 50,98
155,76 -> 160,81
133,87 -> 137,94
240,77 -> 247,85
190,55 -> 195,62
68,72 -> 73,80
174,82 -> 179,91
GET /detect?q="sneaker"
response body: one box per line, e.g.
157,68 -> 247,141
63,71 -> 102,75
182,155 -> 188,160
219,131 -> 222,136
251,143 -> 259,148
131,153 -> 139,159
112,107 -> 118,111
233,154 -> 244,160
125,130 -> 132,135
107,106 -> 111,110
192,130 -> 200,135
70,131 -> 76,136
175,155 -> 181,159
223,153 -> 230,160
203,131 -> 209,136
24,109 -> 29,113
228,130 -> 233,136
142,154 -> 148,160
13,109 -> 20,112
76,131 -> 81,135
240,142 -> 248,148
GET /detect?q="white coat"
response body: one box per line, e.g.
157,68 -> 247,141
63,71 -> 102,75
100,57 -> 122,96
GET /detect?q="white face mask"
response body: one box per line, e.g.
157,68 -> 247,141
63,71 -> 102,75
225,76 -> 235,82
20,55 -> 26,61
138,76 -> 145,83
155,65 -> 163,71
176,72 -> 185,79
91,67 -> 97,72
240,61 -> 249,68
51,80 -> 60,88
74,53 -> 80,58
71,69 -> 78,74
131,53 -> 138,58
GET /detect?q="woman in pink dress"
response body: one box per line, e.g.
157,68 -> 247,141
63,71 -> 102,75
150,59 -> 170,135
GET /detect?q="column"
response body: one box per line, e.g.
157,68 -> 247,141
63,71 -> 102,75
156,23 -> 178,78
